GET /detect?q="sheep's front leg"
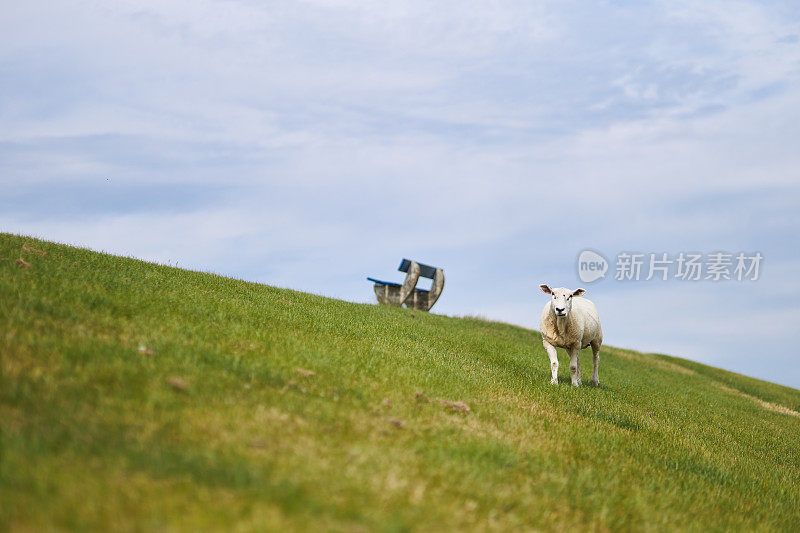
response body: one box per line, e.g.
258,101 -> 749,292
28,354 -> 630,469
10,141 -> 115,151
568,347 -> 581,387
590,340 -> 601,387
543,340 -> 559,385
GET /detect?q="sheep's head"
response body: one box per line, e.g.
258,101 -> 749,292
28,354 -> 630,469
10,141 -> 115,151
540,285 -> 586,317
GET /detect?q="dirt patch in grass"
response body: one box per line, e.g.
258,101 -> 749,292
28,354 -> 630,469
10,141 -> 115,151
441,400 -> 471,413
166,377 -> 189,393
387,418 -> 406,429
22,242 -> 47,256
414,391 -> 430,403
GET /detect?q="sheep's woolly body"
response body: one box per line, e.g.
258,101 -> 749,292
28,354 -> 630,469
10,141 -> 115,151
540,297 -> 602,349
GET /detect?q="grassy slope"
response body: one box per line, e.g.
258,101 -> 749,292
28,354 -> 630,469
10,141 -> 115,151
1,233 -> 799,532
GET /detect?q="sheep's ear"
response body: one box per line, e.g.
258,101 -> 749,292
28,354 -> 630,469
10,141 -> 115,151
572,288 -> 586,297
540,284 -> 553,295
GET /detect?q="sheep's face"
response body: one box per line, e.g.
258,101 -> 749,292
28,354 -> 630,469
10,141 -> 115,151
540,285 -> 586,318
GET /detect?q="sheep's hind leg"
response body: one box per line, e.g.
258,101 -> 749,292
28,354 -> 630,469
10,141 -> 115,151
543,340 -> 559,385
568,348 -> 581,387
590,341 -> 601,387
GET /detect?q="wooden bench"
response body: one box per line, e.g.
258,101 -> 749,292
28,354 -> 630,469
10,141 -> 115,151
367,259 -> 445,311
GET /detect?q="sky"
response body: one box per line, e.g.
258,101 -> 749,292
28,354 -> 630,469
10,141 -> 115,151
3,0 -> 800,387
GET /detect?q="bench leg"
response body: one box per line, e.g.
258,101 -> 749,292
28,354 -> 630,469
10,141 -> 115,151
424,268 -> 445,311
398,261 -> 420,305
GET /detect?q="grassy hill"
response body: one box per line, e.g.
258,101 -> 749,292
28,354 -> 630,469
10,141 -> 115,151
2,233 -> 799,532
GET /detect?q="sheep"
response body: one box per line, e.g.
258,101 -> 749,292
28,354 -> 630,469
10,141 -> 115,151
539,285 -> 603,387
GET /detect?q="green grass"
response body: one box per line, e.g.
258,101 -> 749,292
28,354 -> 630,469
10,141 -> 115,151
2,233 -> 799,532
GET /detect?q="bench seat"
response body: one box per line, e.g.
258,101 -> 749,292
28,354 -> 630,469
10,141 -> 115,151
366,277 -> 401,288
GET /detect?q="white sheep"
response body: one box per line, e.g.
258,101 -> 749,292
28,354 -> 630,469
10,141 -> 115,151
538,285 -> 603,387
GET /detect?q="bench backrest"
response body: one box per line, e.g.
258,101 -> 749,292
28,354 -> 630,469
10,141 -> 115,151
398,258 -> 440,279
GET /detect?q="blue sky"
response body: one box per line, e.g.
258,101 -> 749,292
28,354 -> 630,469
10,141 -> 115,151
3,1 -> 800,387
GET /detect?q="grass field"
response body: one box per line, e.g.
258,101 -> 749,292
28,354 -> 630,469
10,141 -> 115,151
2,233 -> 799,532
